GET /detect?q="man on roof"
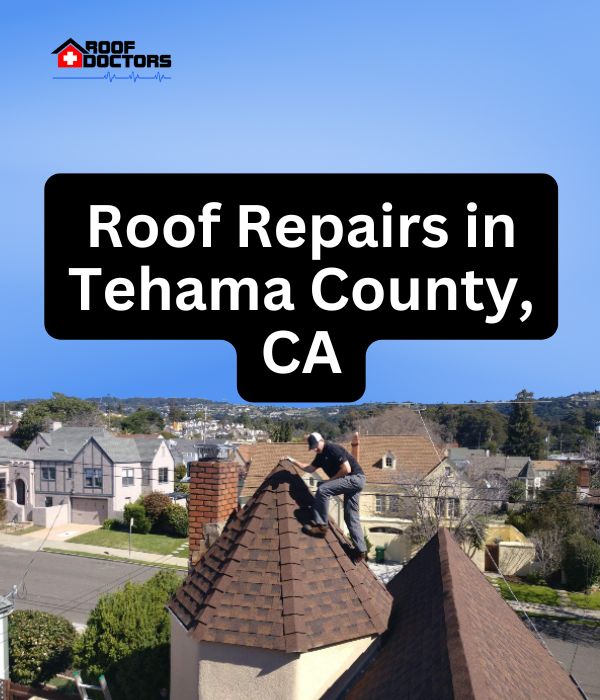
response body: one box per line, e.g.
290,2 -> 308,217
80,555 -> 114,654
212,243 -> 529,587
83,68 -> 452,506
287,432 -> 367,562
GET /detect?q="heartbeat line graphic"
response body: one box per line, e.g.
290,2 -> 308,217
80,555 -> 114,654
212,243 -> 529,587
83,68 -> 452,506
53,71 -> 171,83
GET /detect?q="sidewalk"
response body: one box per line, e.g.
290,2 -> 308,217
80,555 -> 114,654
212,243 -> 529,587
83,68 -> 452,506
506,598 -> 600,621
0,525 -> 188,568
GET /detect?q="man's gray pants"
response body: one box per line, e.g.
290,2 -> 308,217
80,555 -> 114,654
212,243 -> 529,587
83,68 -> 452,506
313,473 -> 367,552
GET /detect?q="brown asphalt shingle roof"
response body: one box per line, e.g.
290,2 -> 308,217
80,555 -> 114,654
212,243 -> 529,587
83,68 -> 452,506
169,461 -> 392,653
240,436 -> 441,497
345,528 -> 581,700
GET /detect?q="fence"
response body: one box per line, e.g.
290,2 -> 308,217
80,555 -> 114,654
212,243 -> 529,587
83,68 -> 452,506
0,679 -> 73,700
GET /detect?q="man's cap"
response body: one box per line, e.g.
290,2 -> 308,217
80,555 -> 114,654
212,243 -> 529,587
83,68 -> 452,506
307,432 -> 324,450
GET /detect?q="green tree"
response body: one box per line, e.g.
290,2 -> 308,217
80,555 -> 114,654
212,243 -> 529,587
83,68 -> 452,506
503,390 -> 545,458
563,534 -> 600,591
120,408 -> 165,434
9,610 -> 76,686
142,492 -> 172,527
507,479 -> 526,503
12,393 -> 100,448
74,571 -> 180,700
167,403 -> 187,423
269,421 -> 293,442
174,463 -> 187,481
159,504 -> 189,537
123,502 -> 151,534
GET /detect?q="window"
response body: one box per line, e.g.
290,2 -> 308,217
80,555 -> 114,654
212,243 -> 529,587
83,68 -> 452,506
41,466 -> 56,481
383,452 -> 396,469
375,495 -> 400,513
0,474 -> 6,496
66,467 -> 73,480
158,468 -> 169,484
388,495 -> 400,513
44,496 -> 53,507
122,468 -> 134,487
84,468 -> 102,489
448,498 -> 460,518
435,497 -> 460,519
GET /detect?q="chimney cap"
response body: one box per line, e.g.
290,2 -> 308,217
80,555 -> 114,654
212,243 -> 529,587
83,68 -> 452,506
194,442 -> 234,461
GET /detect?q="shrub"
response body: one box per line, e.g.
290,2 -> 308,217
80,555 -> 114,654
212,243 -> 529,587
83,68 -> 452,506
159,503 -> 188,537
563,534 -> 600,591
0,495 -> 6,522
9,610 -> 76,686
174,463 -> 187,481
102,518 -> 121,531
123,502 -> 151,534
74,570 -> 181,700
142,492 -> 172,526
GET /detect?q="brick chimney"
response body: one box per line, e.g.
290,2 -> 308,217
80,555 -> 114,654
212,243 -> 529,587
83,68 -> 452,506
188,460 -> 238,567
577,465 -> 590,501
351,431 -> 360,462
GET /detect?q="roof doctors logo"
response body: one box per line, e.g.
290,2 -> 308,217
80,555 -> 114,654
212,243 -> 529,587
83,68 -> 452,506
51,38 -> 172,83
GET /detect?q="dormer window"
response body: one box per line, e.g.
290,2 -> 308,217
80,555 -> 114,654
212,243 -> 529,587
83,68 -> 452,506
383,452 -> 396,469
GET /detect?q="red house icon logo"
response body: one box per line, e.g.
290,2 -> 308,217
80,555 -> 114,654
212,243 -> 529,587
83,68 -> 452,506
51,38 -> 88,68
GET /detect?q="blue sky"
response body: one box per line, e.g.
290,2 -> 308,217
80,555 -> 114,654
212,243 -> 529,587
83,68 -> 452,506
1,2 -> 598,405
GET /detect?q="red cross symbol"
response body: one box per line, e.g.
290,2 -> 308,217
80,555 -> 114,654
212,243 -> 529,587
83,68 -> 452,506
57,45 -> 82,68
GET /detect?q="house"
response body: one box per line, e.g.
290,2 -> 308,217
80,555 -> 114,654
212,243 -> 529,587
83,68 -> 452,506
168,458 -> 581,700
448,448 -> 531,483
0,438 -> 33,521
24,426 -> 174,524
51,38 -> 88,69
166,438 -> 202,469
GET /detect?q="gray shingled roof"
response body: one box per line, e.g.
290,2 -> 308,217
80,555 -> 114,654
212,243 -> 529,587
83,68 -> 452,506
132,437 -> 163,462
26,427 -> 143,464
26,426 -> 109,460
452,454 -> 530,481
0,438 -> 28,460
167,439 -> 200,465
94,436 -> 140,463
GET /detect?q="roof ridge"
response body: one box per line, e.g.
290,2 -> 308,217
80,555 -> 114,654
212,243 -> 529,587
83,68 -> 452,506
437,529 -> 479,700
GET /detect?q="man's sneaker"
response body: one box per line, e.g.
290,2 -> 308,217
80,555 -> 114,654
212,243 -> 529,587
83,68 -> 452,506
302,523 -> 327,538
350,548 -> 368,563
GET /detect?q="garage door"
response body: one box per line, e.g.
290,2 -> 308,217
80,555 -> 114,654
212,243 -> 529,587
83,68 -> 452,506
71,497 -> 108,525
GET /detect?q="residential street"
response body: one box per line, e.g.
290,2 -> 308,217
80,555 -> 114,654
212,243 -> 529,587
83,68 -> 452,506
0,546 -> 183,626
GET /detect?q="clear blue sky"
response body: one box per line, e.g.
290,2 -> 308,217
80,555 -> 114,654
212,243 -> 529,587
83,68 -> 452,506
2,2 -> 598,405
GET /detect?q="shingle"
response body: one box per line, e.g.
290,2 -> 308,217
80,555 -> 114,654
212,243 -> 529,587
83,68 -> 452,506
0,438 -> 27,460
239,436 -> 441,497
169,462 -> 392,652
345,529 -> 582,700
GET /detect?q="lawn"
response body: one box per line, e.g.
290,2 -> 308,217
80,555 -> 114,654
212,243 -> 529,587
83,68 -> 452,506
2,525 -> 44,536
567,591 -> 600,610
67,528 -> 187,555
494,579 -> 561,606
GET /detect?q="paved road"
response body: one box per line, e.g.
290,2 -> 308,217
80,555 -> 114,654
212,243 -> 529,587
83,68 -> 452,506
0,546 -> 183,626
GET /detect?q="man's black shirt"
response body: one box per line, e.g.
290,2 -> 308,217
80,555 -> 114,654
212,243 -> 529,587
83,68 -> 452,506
312,442 -> 364,479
